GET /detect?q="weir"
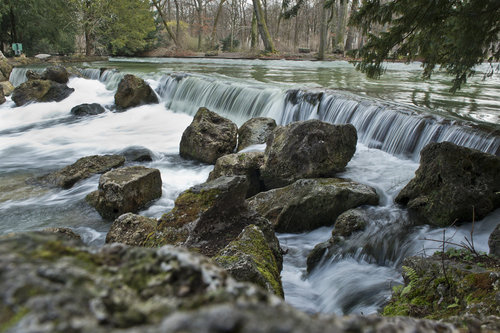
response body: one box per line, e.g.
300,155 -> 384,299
152,72 -> 500,160
9,66 -> 500,160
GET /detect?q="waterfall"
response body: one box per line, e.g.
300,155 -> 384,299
9,67 -> 44,87
155,73 -> 500,159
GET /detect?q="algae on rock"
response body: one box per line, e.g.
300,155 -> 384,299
382,252 -> 500,331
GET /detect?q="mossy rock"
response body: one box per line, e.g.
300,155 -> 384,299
36,154 -> 125,189
114,74 -> 159,110
11,79 -> 74,106
247,178 -> 378,233
237,117 -> 277,152
382,253 -> 500,331
214,224 -> 283,297
179,107 -> 238,164
208,152 -> 265,197
261,120 -> 357,189
395,142 -> 500,227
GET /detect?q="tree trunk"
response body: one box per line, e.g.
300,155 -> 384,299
334,0 -> 347,52
173,0 -> 181,43
251,12 -> 258,49
211,0 -> 227,49
344,0 -> 359,52
9,5 -> 17,44
293,13 -> 299,49
152,0 -> 179,47
252,0 -> 275,53
317,0 -> 327,60
196,0 -> 203,51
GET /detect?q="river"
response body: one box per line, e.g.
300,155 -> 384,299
1,57 -> 499,315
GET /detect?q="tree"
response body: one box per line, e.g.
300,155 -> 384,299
252,0 -> 275,53
351,0 -> 500,92
152,0 -> 180,47
103,0 -> 157,55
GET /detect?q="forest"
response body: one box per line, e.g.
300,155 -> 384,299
0,0 -> 366,57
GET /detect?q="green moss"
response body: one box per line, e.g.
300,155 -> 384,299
0,307 -> 29,333
214,225 -> 283,297
32,240 -> 99,268
144,188 -> 220,248
382,255 -> 499,325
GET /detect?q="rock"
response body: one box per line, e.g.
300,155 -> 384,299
135,175 -> 284,293
332,208 -> 370,237
26,69 -> 42,81
86,166 -> 162,220
11,79 -> 75,106
41,66 -> 69,84
306,240 -> 334,273
145,176 -> 248,254
42,227 -> 81,241
106,213 -> 157,246
0,81 -> 14,96
37,155 -> 125,189
114,74 -> 159,109
0,88 -> 4,104
247,178 -> 379,233
382,252 -> 500,331
207,152 -> 264,197
237,117 -> 277,152
214,224 -> 283,297
489,224 -> 500,257
261,120 -> 357,189
119,146 -> 154,162
395,142 -> 500,227
70,103 -> 106,116
0,232 -> 458,333
0,56 -> 12,81
304,208 -> 371,271
179,107 -> 238,164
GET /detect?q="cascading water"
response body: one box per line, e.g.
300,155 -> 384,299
1,59 -> 499,315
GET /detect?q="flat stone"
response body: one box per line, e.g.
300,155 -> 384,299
87,166 -> 162,220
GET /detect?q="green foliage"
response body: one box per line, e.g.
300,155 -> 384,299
351,0 -> 500,92
0,0 -> 78,55
103,0 -> 157,56
220,35 -> 240,51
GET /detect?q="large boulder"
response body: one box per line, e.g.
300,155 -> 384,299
106,213 -> 157,246
111,175 -> 283,294
0,56 -> 12,81
86,166 -> 162,220
0,232 -> 458,333
382,253 -> 500,331
70,103 -> 106,116
489,223 -> 500,257
11,79 -> 75,106
214,224 -> 283,297
114,74 -> 159,109
37,155 -> 125,189
247,178 -> 379,233
207,152 -> 264,197
395,142 -> 500,227
237,117 -> 277,151
179,107 -> 238,164
0,88 -> 4,105
261,120 -> 357,189
0,81 -> 14,96
146,177 -> 255,254
41,66 -> 69,84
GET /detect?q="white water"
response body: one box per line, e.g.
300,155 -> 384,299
1,60 -> 499,314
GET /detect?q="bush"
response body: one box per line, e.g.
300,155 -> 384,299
220,35 -> 239,52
